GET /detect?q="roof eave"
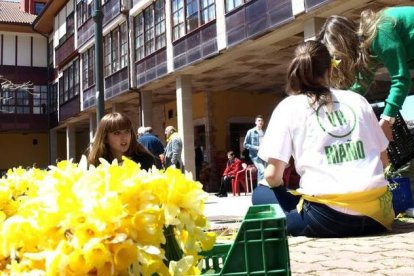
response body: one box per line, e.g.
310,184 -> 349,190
33,0 -> 67,35
0,22 -> 35,33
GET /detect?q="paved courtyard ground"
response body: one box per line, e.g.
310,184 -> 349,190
204,194 -> 414,275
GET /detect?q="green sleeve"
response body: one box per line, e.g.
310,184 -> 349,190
350,72 -> 374,96
372,25 -> 412,117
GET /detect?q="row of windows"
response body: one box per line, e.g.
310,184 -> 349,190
57,0 -> 249,65
134,0 -> 166,60
57,23 -> 128,105
59,59 -> 80,105
52,0 -> 250,106
76,0 -> 93,27
82,47 -> 96,89
104,22 -> 128,77
133,0 -> 216,62
0,86 -> 48,115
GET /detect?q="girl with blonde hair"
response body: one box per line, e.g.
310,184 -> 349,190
253,40 -> 393,237
317,6 -> 414,140
88,112 -> 156,170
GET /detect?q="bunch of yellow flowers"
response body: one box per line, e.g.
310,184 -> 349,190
0,156 -> 216,275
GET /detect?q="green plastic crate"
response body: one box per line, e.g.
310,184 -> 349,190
201,204 -> 290,275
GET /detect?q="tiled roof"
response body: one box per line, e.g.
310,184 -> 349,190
0,1 -> 37,24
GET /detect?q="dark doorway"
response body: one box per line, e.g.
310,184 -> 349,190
229,123 -> 253,158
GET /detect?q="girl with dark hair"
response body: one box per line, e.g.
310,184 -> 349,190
252,40 -> 394,237
317,6 -> 414,141
87,112 -> 157,170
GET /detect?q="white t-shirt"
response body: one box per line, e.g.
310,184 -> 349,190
258,129 -> 264,145
259,89 -> 389,196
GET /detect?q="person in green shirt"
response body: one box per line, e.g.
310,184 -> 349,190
317,6 -> 414,141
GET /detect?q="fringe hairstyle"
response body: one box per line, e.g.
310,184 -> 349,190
286,40 -> 332,107
87,112 -> 151,166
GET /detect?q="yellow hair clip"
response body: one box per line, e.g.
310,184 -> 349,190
331,56 -> 341,68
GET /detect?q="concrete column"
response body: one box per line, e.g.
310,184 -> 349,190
165,0 -> 174,72
152,103 -> 165,139
204,90 -> 218,192
204,91 -> 213,164
176,75 -> 195,177
292,0 -> 305,16
66,125 -> 76,160
89,112 -> 96,143
304,17 -> 325,41
49,129 -> 58,165
215,0 -> 227,51
141,91 -> 153,127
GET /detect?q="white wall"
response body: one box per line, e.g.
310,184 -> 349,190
3,34 -> 15,65
17,36 -> 31,66
0,32 -> 47,67
58,8 -> 66,40
54,17 -> 59,48
33,36 -> 47,67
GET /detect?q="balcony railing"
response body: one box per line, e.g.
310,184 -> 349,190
226,0 -> 294,47
77,17 -> 94,48
103,0 -> 121,26
304,0 -> 331,12
0,114 -> 48,131
135,49 -> 167,87
55,33 -> 76,68
82,85 -> 96,110
59,95 -> 80,122
104,66 -> 129,99
77,0 -> 121,48
173,22 -> 218,70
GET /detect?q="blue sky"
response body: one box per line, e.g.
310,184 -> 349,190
372,95 -> 414,121
401,95 -> 414,120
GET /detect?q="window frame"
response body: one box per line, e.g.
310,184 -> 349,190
0,85 -> 48,115
34,2 -> 45,15
225,0 -> 246,13
103,22 -> 128,77
171,0 -> 216,41
134,0 -> 166,62
59,59 -> 80,105
82,47 -> 95,90
76,0 -> 93,28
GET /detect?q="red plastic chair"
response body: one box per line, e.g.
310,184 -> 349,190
232,163 -> 248,196
245,165 -> 257,193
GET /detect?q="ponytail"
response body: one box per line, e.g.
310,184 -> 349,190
287,40 -> 331,106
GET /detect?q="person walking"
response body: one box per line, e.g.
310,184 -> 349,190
317,6 -> 414,141
243,115 -> 266,184
137,126 -> 164,168
253,40 -> 393,237
164,126 -> 183,169
216,151 -> 242,197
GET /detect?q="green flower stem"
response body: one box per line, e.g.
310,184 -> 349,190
162,225 -> 183,265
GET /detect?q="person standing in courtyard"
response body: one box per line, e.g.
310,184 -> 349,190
243,115 -> 266,184
317,6 -> 414,141
137,126 -> 164,169
164,126 -> 183,169
253,40 -> 394,237
87,112 -> 156,170
216,151 -> 242,197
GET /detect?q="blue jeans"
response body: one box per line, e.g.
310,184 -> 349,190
252,185 -> 387,237
251,156 -> 266,182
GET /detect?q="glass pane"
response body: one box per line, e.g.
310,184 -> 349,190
187,14 -> 199,32
189,0 -> 200,18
